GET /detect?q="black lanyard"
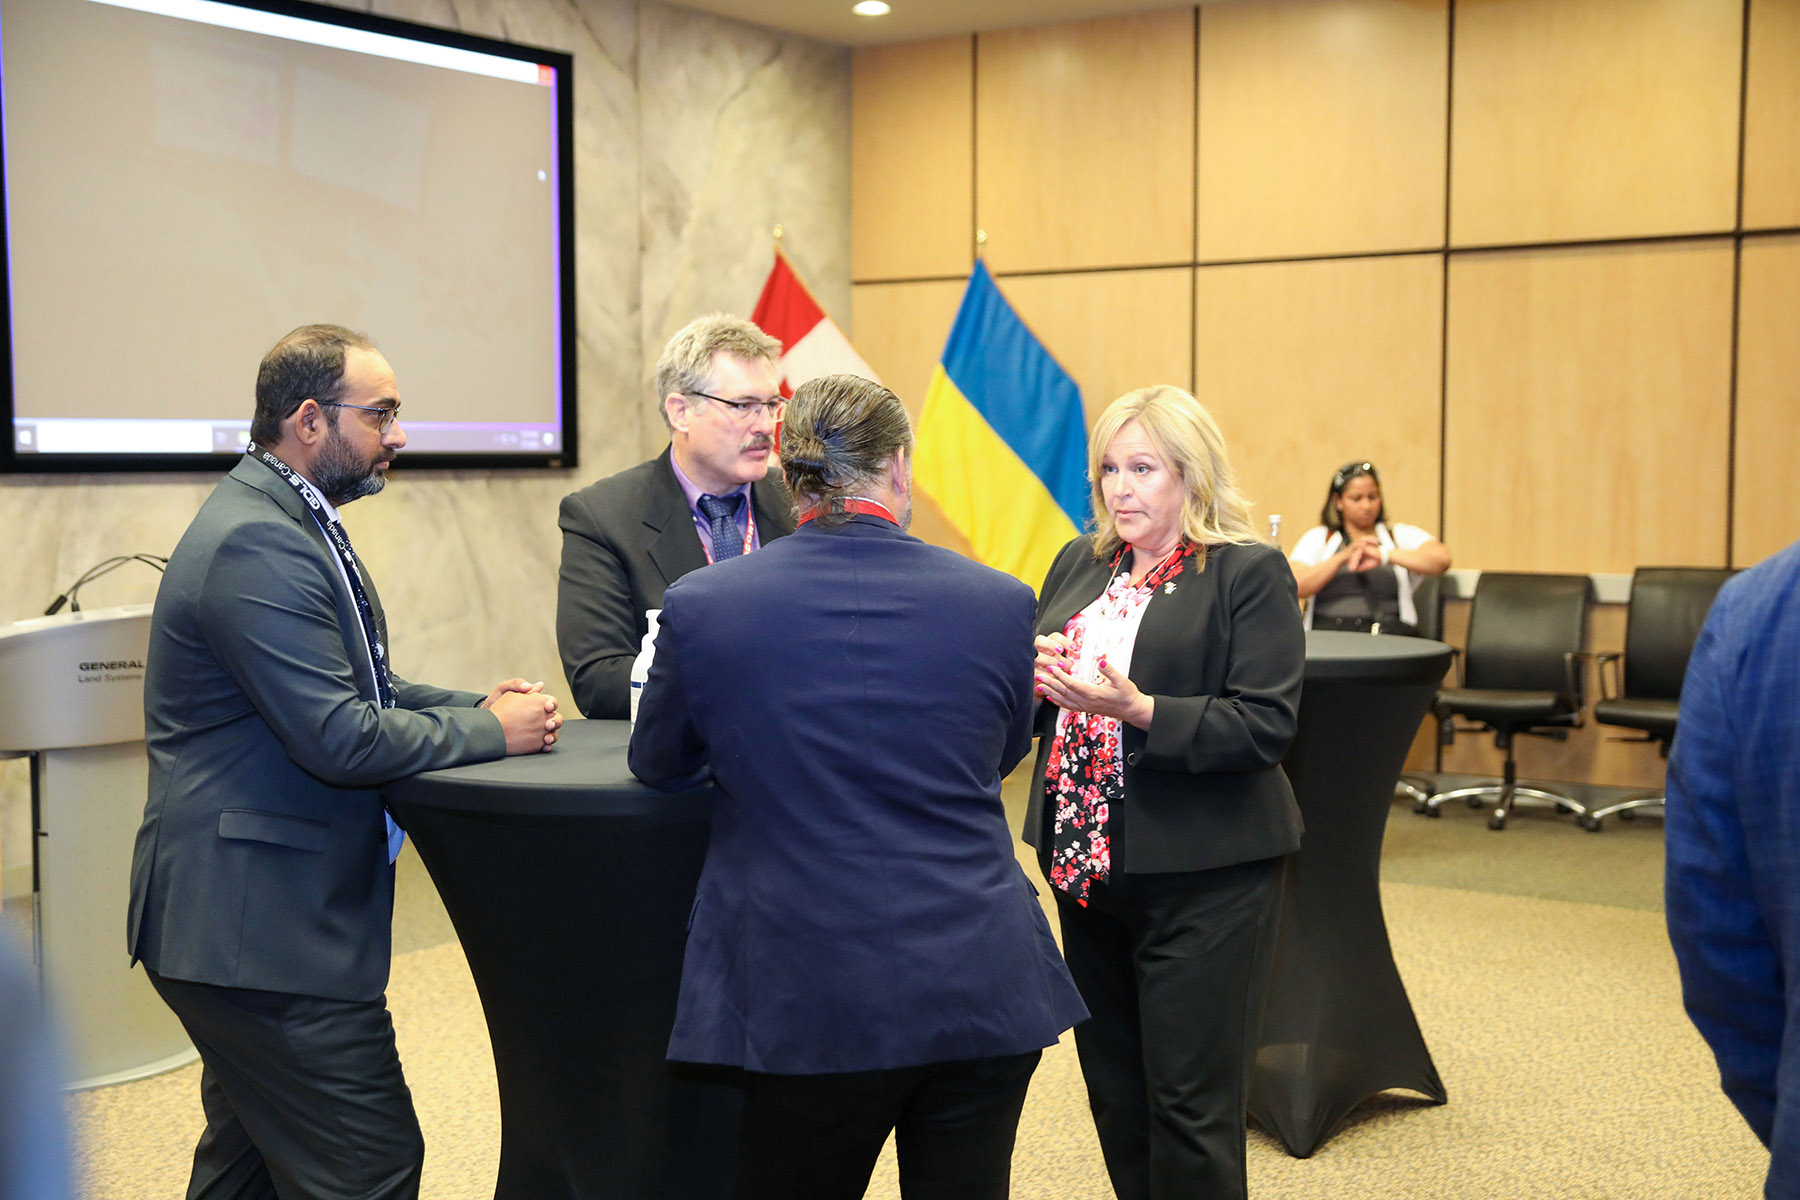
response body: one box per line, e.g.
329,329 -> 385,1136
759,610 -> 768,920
247,444 -> 394,709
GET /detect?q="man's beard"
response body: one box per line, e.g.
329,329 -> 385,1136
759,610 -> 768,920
313,428 -> 387,506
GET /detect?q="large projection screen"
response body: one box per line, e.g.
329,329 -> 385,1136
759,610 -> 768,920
0,0 -> 576,472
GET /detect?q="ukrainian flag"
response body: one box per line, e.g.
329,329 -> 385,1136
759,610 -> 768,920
914,261 -> 1089,590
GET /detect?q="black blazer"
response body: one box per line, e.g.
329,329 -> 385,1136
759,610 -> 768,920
556,447 -> 795,719
1025,536 -> 1305,875
128,457 -> 504,1002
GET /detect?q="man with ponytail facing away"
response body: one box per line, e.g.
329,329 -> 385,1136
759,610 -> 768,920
630,374 -> 1087,1200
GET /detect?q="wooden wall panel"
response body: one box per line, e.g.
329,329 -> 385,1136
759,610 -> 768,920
1444,241 -> 1735,574
995,268 -> 1194,426
850,279 -> 966,411
1733,235 -> 1800,567
976,10 -> 1195,273
850,279 -> 975,557
1744,0 -> 1800,229
1450,0 -> 1741,246
1194,254 -> 1444,553
852,37 -> 974,280
1197,0 -> 1448,261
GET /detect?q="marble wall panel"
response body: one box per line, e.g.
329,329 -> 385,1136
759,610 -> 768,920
638,2 -> 852,375
1,0 -> 851,890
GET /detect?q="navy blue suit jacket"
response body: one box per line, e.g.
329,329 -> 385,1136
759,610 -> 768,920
629,513 -> 1087,1074
1666,538 -> 1800,1192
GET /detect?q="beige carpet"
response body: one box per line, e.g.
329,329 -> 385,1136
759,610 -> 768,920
71,799 -> 1769,1198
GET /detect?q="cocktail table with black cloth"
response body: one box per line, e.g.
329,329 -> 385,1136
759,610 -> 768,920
384,718 -> 739,1200
1248,631 -> 1454,1157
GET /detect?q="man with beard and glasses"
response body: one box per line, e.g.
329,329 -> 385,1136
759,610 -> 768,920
556,313 -> 796,718
127,324 -> 563,1200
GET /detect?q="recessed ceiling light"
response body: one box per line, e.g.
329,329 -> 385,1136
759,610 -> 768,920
852,1 -> 890,15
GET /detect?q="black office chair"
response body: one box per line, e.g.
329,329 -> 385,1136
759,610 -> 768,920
1578,566 -> 1734,832
1415,572 -> 1592,830
1393,572 -> 1445,808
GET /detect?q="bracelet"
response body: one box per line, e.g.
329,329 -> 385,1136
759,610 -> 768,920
1379,546 -> 1391,567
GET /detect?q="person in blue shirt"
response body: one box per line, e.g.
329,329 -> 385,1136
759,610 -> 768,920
1666,537 -> 1800,1198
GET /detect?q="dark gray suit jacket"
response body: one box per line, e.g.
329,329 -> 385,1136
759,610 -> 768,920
127,455 -> 506,1002
1026,536 -> 1305,874
556,447 -> 795,719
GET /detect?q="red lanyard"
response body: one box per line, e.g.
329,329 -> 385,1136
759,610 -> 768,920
700,502 -> 758,565
1108,542 -> 1191,592
796,498 -> 899,526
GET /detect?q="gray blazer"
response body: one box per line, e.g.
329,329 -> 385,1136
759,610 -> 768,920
127,456 -> 506,1002
556,447 -> 795,719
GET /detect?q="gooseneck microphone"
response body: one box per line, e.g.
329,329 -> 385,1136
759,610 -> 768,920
43,553 -> 169,616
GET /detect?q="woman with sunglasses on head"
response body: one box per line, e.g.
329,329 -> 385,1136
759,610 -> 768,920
1288,461 -> 1451,635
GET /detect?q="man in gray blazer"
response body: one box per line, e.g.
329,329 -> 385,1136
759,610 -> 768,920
556,313 -> 795,718
127,325 -> 562,1200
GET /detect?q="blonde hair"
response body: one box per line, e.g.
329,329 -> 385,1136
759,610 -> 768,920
1087,385 -> 1259,568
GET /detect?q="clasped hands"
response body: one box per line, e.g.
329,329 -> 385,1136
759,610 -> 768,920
1034,634 -> 1153,730
1340,535 -> 1385,573
480,678 -> 563,754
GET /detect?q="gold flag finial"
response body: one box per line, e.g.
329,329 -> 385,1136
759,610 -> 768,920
773,224 -> 784,245
975,228 -> 987,258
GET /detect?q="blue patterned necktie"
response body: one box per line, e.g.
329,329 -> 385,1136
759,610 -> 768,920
698,493 -> 744,561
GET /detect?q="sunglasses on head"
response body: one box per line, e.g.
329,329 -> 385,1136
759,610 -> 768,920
1333,461 -> 1377,490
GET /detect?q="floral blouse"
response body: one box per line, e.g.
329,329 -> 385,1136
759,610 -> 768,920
1043,544 -> 1191,905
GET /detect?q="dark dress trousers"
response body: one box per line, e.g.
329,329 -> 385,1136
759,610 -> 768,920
127,455 -> 506,1199
630,513 -> 1088,1199
556,447 -> 795,719
1028,536 -> 1304,1200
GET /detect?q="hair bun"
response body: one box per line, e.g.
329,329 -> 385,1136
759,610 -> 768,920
780,439 -> 831,477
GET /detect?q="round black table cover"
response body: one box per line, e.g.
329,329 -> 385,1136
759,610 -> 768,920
1248,632 -> 1453,1157
385,719 -> 739,1200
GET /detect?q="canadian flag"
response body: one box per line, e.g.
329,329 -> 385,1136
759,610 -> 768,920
751,250 -> 881,396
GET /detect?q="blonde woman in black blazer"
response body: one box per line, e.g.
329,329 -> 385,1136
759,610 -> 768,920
1028,385 -> 1304,1200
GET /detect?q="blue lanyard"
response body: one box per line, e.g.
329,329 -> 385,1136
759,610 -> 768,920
247,444 -> 394,709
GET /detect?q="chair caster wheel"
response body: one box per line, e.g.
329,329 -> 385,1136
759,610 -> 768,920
1487,813 -> 1507,831
1412,799 -> 1429,814
1425,805 -> 1443,819
1619,809 -> 1637,822
1579,815 -> 1602,832
1466,795 -> 1483,809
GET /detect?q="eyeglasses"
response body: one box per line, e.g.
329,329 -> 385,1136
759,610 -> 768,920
1332,461 -> 1376,489
687,391 -> 785,421
322,401 -> 402,433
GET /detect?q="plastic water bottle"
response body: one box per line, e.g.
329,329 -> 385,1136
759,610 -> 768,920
629,608 -> 662,726
1267,513 -> 1282,544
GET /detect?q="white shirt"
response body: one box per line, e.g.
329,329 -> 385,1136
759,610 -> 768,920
1290,522 -> 1435,630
